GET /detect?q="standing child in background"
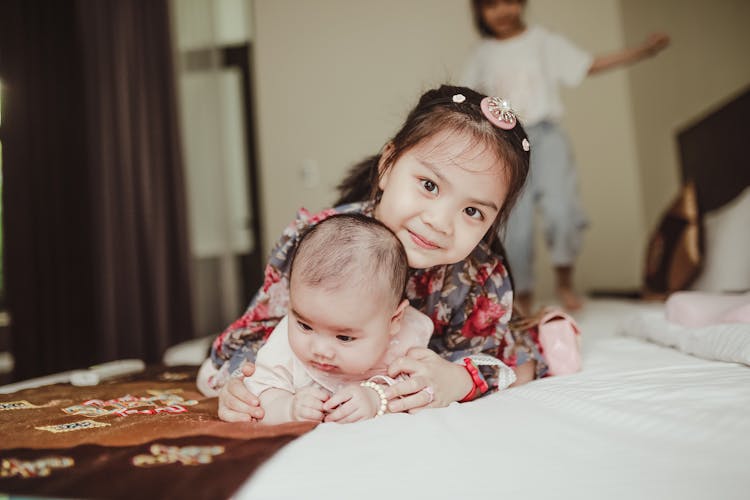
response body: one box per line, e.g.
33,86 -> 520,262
198,85 -> 542,424
248,214 -> 449,425
463,0 -> 670,312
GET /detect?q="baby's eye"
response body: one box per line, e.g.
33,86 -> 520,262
336,335 -> 355,342
297,321 -> 313,332
421,179 -> 438,194
464,207 -> 484,220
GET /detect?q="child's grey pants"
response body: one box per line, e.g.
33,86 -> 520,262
502,121 -> 588,294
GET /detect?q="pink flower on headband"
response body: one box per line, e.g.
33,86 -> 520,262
480,97 -> 516,130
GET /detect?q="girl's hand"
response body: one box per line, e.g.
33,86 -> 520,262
384,348 -> 473,413
217,362 -> 265,422
643,32 -> 670,56
323,384 -> 382,423
292,385 -> 330,422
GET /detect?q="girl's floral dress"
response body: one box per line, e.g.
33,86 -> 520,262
208,202 -> 547,393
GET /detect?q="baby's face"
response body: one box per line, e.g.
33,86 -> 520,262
287,280 -> 397,377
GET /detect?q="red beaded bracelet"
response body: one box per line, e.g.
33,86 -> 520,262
459,357 -> 489,403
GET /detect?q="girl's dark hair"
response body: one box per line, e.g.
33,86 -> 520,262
470,0 -> 528,38
335,84 -> 530,266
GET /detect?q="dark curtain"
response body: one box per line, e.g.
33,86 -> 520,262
0,0 -> 195,380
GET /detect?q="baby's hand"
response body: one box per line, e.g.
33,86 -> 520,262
292,385 -> 330,422
323,384 -> 383,423
216,362 -> 264,422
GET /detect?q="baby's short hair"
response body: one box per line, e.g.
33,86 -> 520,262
289,214 -> 408,308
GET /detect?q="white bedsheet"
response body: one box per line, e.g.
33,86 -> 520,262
236,300 -> 750,500
620,310 -> 750,366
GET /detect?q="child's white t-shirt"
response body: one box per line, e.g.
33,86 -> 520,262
462,25 -> 593,127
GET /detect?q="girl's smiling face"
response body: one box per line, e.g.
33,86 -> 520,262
374,130 -> 509,269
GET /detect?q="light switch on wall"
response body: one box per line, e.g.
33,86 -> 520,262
300,159 -> 320,189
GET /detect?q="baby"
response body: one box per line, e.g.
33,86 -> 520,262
245,213 -> 433,424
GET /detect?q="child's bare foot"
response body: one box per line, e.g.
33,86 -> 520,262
554,266 -> 582,311
557,287 -> 583,311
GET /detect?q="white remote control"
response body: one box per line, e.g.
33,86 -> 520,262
0,359 -> 148,393
70,359 -> 146,386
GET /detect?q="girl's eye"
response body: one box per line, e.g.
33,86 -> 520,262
421,179 -> 438,194
336,335 -> 355,342
464,207 -> 484,220
297,321 -> 313,332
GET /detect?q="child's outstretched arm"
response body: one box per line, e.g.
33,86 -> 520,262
588,32 -> 670,75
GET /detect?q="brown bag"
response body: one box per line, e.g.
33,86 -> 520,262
643,180 -> 704,297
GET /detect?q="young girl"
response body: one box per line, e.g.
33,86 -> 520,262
463,0 -> 670,312
249,214 -> 507,424
198,84 -> 543,423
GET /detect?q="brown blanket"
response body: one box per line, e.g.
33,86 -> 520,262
0,366 -> 316,499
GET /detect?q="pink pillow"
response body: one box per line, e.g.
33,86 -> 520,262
665,291 -> 750,328
722,302 -> 750,324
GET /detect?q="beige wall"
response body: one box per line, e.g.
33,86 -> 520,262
168,0 -> 750,318
526,0 -> 644,297
249,0 -> 654,298
620,0 -> 750,230
250,0 -> 479,247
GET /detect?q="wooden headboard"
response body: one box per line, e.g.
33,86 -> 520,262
677,86 -> 750,214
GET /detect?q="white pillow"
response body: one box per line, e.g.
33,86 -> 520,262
691,186 -> 750,292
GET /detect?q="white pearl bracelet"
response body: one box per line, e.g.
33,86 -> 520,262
360,380 -> 388,417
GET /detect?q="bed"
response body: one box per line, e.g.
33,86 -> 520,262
234,298 -> 750,500
0,365 -> 315,499
2,299 -> 747,499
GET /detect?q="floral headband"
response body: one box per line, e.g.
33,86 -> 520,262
453,93 -> 530,152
